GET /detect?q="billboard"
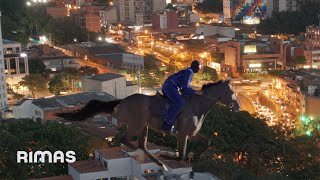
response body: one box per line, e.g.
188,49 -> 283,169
229,0 -> 267,21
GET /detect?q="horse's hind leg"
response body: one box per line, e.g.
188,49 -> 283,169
119,126 -> 138,150
188,134 -> 209,159
138,127 -> 148,151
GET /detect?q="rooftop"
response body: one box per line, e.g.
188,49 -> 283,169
29,92 -> 116,110
88,45 -> 125,55
30,175 -> 73,180
96,146 -> 134,159
38,56 -> 77,61
88,73 -> 124,81
70,159 -> 107,173
2,39 -> 19,45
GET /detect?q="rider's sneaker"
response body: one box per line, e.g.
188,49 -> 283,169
162,123 -> 176,134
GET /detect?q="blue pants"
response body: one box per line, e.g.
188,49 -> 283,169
162,82 -> 185,126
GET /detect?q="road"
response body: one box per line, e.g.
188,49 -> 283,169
78,60 -> 118,74
236,93 -> 255,114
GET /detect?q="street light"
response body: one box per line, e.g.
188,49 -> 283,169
26,1 -> 31,6
74,38 -> 77,42
98,37 -> 102,41
20,53 -> 27,58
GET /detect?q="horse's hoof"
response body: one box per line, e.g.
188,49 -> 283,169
160,154 -> 181,161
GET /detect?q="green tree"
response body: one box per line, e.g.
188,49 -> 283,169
194,0 -> 223,14
166,3 -> 177,11
19,74 -> 47,99
46,17 -> 87,45
29,59 -> 46,74
48,75 -> 70,95
0,120 -> 89,179
257,0 -> 320,35
211,51 -> 224,63
6,83 -> 24,101
294,56 -> 307,68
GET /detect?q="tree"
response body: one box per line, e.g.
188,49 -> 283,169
28,59 -> 46,74
46,17 -> 87,45
0,120 -> 89,179
166,3 -> 177,11
202,66 -> 218,81
294,56 -> 307,68
257,0 -> 320,35
211,51 -> 224,63
48,75 -> 70,95
193,66 -> 218,82
79,66 -> 99,76
6,83 -> 24,101
194,0 -> 223,14
19,74 -> 47,99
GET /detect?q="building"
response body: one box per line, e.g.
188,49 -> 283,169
84,13 -> 101,32
116,0 -> 167,25
2,39 -> 29,86
46,6 -> 68,18
82,73 -> 139,99
172,0 -> 204,4
223,0 -> 268,24
99,7 -> 118,27
273,70 -> 320,121
68,144 -> 218,180
224,38 -> 285,74
152,11 -> 179,30
38,56 -> 81,72
63,43 -> 144,70
12,92 -> 116,121
305,26 -> 320,49
152,0 -> 167,13
196,24 -> 235,38
0,12 -> 7,111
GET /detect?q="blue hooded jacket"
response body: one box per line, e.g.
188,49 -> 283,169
165,68 -> 195,95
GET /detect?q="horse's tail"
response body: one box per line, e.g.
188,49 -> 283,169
56,99 -> 121,121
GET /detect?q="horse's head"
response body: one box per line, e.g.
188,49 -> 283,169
202,80 -> 240,112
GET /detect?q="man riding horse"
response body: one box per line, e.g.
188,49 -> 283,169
162,60 -> 202,133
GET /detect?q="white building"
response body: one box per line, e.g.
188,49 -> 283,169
68,144 -> 219,180
3,39 -> 29,86
82,73 -> 139,99
12,92 -> 116,121
96,53 -> 144,70
116,0 -> 166,25
196,24 -> 235,38
0,12 -> 8,111
152,0 -> 167,13
39,56 -> 80,72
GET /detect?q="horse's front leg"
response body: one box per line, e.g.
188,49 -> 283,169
188,133 -> 209,160
177,134 -> 189,161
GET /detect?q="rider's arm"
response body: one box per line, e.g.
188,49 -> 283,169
180,69 -> 195,95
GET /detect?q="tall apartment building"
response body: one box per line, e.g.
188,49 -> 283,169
271,0 -> 298,14
0,12 -> 8,111
116,0 -> 166,25
3,40 -> 29,86
305,26 -> 320,49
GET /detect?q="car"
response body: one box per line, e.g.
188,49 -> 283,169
275,99 -> 281,104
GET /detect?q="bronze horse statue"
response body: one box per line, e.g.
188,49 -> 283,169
57,80 -> 239,168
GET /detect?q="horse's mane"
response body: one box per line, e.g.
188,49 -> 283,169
201,80 -> 223,90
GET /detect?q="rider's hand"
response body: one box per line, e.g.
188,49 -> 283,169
195,91 -> 203,95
